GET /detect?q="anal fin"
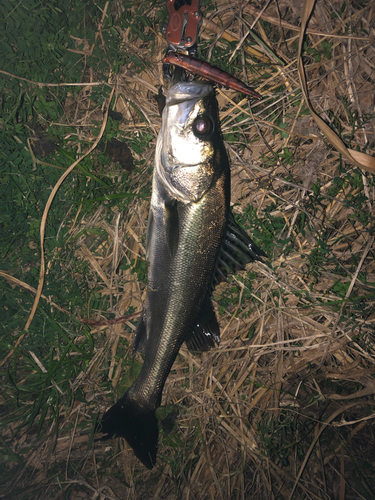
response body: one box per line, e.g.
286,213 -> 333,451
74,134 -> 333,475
185,296 -> 220,353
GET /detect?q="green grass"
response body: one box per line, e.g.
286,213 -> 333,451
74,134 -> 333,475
0,0 -> 154,491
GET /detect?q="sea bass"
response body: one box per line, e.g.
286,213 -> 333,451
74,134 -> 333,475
99,82 -> 265,469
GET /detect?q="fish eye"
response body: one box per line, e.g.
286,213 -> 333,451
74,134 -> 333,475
192,116 -> 213,138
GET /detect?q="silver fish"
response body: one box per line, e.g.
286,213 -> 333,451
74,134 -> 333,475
98,82 -> 265,469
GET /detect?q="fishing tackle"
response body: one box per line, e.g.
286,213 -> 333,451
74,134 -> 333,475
163,52 -> 262,100
165,0 -> 202,56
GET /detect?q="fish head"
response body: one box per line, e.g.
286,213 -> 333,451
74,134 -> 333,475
156,82 -> 228,202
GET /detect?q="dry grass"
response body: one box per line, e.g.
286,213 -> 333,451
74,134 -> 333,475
2,0 -> 375,499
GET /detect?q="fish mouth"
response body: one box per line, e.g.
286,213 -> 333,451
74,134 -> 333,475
166,82 -> 213,106
161,156 -> 200,172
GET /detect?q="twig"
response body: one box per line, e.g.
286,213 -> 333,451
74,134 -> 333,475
0,69 -> 108,88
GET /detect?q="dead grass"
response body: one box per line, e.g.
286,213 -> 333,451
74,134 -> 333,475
2,0 -> 375,499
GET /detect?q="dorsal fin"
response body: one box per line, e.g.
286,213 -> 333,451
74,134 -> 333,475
211,211 -> 266,290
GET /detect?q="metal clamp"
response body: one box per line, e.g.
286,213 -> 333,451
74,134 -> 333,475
165,0 -> 202,56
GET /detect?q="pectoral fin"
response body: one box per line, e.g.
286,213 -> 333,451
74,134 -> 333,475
165,200 -> 179,257
145,208 -> 154,262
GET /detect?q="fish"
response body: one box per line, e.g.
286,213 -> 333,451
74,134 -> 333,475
98,81 -> 265,469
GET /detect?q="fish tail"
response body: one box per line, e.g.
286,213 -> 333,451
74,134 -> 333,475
97,391 -> 158,469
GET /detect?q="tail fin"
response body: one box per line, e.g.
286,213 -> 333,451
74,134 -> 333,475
97,392 -> 158,469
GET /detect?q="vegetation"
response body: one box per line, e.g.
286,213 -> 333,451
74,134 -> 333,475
1,0 -> 374,498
